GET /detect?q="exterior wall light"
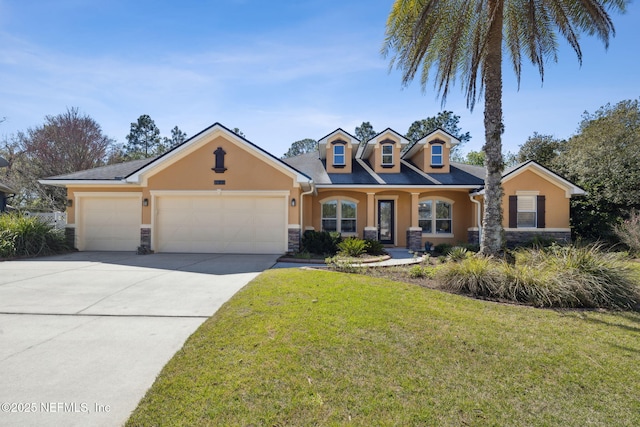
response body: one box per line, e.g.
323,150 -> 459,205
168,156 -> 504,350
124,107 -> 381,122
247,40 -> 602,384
143,198 -> 149,207
291,198 -> 296,207
67,199 -> 73,207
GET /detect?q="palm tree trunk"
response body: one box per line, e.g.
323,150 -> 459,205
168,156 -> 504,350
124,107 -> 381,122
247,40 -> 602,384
480,0 -> 505,256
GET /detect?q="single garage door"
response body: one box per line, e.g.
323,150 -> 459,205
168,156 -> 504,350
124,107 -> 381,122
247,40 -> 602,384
155,195 -> 287,254
78,195 -> 141,251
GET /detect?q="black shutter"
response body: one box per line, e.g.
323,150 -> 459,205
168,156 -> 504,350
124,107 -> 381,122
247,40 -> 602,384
537,195 -> 546,228
509,196 -> 517,228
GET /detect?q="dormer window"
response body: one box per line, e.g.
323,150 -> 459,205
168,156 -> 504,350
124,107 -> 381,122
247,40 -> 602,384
333,144 -> 345,166
431,145 -> 443,166
381,144 -> 394,167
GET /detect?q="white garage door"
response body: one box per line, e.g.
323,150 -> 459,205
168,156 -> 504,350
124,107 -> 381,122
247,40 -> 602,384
78,196 -> 141,251
155,195 -> 287,254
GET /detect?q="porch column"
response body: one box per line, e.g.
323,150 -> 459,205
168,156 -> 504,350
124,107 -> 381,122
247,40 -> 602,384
407,193 -> 422,251
410,193 -> 420,228
364,192 -> 377,240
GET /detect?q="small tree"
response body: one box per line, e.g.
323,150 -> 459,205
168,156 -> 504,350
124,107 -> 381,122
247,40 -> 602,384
15,108 -> 114,210
355,122 -> 376,145
614,210 -> 640,255
125,114 -> 161,159
282,138 -> 318,158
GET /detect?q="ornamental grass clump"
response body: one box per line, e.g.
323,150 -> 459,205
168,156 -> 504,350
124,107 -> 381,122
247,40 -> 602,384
437,244 -> 640,310
436,256 -> 504,298
0,212 -> 68,258
526,244 -> 640,310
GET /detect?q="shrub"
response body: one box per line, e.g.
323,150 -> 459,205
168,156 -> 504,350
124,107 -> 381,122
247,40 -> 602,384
364,239 -> 386,256
337,237 -> 367,257
433,243 -> 453,256
0,213 -> 69,258
614,210 -> 640,255
302,230 -> 342,256
446,246 -> 472,262
409,265 -> 437,279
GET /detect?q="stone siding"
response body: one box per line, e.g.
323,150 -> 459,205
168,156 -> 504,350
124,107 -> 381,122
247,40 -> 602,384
288,228 -> 301,253
363,228 -> 378,241
505,230 -> 571,248
406,228 -> 422,252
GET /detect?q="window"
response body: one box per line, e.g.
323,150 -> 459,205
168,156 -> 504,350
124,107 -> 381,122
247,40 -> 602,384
431,145 -> 443,166
321,200 -> 337,232
382,144 -> 393,166
321,199 -> 357,233
418,200 -> 432,233
333,145 -> 345,166
517,196 -> 537,228
419,199 -> 452,234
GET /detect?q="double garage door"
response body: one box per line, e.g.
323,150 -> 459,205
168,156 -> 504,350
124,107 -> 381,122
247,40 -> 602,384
77,194 -> 287,254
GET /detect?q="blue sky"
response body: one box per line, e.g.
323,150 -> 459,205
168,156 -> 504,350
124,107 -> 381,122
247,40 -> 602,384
1,0 -> 638,158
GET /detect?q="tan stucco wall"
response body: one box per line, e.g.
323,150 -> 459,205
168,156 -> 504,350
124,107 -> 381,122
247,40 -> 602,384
369,135 -> 402,174
308,188 -> 475,247
408,132 -> 453,174
66,133 -> 301,226
501,169 -> 570,228
326,134 -> 353,174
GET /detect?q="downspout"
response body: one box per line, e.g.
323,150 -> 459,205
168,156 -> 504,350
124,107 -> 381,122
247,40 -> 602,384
469,194 -> 482,245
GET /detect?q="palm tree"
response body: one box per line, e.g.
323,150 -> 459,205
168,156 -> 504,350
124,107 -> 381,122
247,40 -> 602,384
383,0 -> 627,256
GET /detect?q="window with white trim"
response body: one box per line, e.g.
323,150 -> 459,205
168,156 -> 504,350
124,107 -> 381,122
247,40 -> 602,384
382,144 -> 393,166
321,199 -> 357,233
431,145 -> 443,166
333,145 -> 345,166
419,199 -> 452,234
517,195 -> 537,228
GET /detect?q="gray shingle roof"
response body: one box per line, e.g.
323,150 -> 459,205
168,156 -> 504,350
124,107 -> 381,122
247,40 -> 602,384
282,151 -> 331,184
45,157 -> 158,180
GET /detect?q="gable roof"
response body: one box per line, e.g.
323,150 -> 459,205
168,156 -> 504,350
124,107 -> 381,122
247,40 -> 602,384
501,160 -> 586,196
41,123 -> 312,187
317,128 -> 360,160
357,128 -> 411,159
402,127 -> 461,159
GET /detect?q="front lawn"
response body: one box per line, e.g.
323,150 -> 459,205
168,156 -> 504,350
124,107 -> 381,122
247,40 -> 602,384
128,269 -> 640,426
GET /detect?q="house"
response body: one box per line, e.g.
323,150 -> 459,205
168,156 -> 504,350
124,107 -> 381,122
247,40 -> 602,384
40,123 -> 585,253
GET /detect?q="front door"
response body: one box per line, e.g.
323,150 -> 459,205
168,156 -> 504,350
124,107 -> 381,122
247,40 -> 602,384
378,200 -> 395,244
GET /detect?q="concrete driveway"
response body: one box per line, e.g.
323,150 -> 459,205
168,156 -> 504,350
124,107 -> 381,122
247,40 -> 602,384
0,252 -> 279,427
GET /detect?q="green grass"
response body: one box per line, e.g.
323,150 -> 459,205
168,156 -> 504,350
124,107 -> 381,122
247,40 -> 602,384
128,269 -> 640,426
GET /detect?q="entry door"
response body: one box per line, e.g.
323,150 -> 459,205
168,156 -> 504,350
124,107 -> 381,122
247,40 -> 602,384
378,200 -> 395,244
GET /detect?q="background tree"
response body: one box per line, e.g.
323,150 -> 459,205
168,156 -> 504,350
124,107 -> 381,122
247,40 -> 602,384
282,138 -> 318,158
554,99 -> 640,241
5,107 -> 114,210
463,150 -> 485,166
355,121 -> 376,145
162,126 -> 187,151
517,132 -> 562,166
383,0 -> 625,255
125,114 -> 161,159
405,111 -> 471,154
232,127 -> 246,138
